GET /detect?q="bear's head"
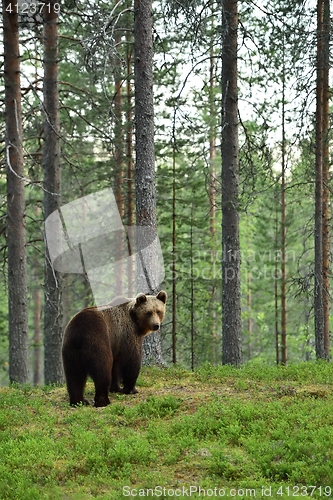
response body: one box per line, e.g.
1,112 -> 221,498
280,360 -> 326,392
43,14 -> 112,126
132,290 -> 167,336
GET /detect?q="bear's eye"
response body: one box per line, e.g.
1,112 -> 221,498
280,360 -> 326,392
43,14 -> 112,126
146,311 -> 152,317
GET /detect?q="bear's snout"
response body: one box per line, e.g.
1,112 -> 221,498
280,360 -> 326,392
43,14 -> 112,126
152,323 -> 160,331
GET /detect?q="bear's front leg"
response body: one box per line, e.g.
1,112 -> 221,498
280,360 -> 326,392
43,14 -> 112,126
121,359 -> 141,394
122,386 -> 138,395
94,392 -> 110,407
110,363 -> 122,393
110,381 -> 122,393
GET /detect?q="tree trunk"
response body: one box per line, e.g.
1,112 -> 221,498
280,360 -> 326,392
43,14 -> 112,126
43,1 -> 64,384
221,0 -> 242,366
3,0 -> 29,384
33,206 -> 42,385
275,189 -> 280,365
190,208 -> 195,370
314,0 -> 324,358
114,32 -> 125,296
209,45 -> 218,355
33,288 -> 42,386
126,41 -> 135,297
247,271 -> 252,360
314,0 -> 330,360
209,45 -> 217,237
134,0 -> 164,365
322,0 -> 330,360
172,147 -> 177,365
281,44 -> 287,366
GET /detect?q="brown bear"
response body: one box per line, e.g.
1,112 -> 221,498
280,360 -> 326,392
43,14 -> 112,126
62,290 -> 167,407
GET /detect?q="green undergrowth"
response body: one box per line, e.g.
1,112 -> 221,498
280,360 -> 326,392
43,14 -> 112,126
0,362 -> 333,499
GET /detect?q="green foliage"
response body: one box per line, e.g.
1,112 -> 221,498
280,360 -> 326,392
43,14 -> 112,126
0,0 -> 327,383
1,365 -> 333,498
137,395 -> 182,418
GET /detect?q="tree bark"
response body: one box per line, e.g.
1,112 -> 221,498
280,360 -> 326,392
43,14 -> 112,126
172,147 -> 177,365
134,0 -> 164,365
209,46 -> 217,237
314,0 -> 330,360
190,206 -> 195,370
43,0 -> 64,384
281,42 -> 287,366
33,287 -> 42,386
275,189 -> 280,365
247,271 -> 252,360
314,0 -> 324,359
221,0 -> 242,366
114,32 -> 125,296
3,0 -> 29,384
126,37 -> 135,297
209,45 -> 218,356
322,0 -> 330,360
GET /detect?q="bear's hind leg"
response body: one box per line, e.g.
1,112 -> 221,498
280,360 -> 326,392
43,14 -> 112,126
66,372 -> 89,406
90,355 -> 112,407
93,377 -> 111,407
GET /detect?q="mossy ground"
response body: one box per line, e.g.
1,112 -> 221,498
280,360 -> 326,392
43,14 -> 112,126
0,362 -> 332,499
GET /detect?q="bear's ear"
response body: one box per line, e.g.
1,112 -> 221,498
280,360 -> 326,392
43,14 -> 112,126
156,290 -> 167,304
135,293 -> 147,305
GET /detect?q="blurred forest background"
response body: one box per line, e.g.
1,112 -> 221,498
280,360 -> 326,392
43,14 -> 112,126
0,0 -> 332,385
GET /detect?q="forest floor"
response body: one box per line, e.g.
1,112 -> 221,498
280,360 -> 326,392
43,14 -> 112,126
0,362 -> 333,499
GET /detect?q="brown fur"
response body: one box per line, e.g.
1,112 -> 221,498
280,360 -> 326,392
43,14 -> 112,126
62,291 -> 167,407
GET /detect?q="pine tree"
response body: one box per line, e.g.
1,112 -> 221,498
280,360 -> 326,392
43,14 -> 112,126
134,0 -> 164,364
3,0 -> 29,383
314,0 -> 330,360
43,0 -> 63,384
221,0 -> 242,366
